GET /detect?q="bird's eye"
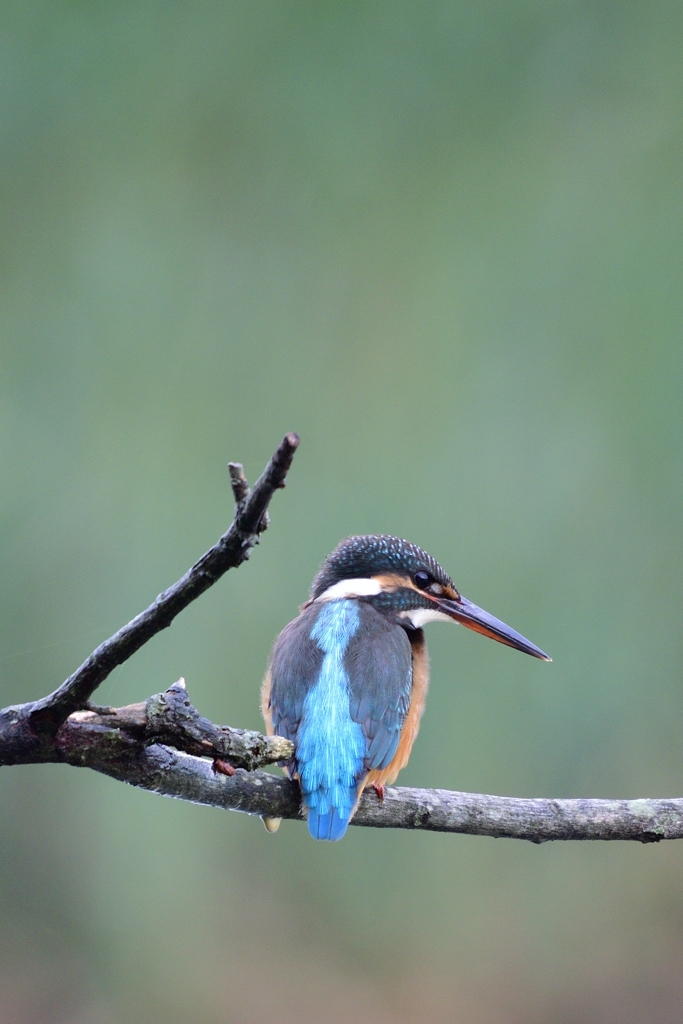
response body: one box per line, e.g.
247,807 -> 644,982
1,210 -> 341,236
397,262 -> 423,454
413,571 -> 431,589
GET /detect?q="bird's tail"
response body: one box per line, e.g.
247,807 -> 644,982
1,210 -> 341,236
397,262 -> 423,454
306,806 -> 350,841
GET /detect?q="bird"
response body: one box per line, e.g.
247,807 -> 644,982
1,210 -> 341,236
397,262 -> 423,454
261,534 -> 550,841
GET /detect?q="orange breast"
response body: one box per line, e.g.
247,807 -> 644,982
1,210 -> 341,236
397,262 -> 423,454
260,667 -> 274,735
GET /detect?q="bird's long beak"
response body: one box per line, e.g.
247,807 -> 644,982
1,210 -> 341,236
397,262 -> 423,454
435,595 -> 551,661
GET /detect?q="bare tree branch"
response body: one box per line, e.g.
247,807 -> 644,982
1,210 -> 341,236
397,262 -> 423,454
3,430 -> 683,845
27,432 -> 300,732
82,732 -> 683,844
130,762 -> 683,844
3,677 -> 682,843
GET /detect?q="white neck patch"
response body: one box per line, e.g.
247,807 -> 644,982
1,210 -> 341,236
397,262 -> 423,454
316,577 -> 382,601
398,606 -> 453,629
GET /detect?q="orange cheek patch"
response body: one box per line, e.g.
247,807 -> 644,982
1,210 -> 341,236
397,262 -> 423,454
372,574 -> 461,603
372,573 -> 418,591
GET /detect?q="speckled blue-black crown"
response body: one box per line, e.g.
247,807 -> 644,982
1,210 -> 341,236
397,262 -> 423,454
310,535 -> 455,599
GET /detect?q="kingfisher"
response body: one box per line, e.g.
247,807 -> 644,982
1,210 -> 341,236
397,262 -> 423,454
261,535 -> 550,841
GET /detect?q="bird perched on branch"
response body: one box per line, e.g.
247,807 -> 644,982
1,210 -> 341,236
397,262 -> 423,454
261,535 -> 550,841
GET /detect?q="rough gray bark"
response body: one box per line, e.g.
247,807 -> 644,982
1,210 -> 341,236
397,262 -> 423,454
5,678 -> 681,842
130,768 -> 683,844
3,431 -> 683,844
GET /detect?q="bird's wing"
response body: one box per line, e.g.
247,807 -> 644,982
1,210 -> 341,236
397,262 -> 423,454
344,605 -> 413,771
267,604 -> 324,753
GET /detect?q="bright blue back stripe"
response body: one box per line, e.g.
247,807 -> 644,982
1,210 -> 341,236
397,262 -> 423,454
296,600 -> 365,839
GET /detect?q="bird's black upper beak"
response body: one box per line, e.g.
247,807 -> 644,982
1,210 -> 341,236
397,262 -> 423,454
435,594 -> 551,661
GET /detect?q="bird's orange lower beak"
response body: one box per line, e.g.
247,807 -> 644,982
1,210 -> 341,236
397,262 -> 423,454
435,595 -> 551,661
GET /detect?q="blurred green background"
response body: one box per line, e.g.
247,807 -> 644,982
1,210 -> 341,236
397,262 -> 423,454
1,1 -> 683,1021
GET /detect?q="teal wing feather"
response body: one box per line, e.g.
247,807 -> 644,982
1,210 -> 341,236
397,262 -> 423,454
344,604 -> 413,771
268,604 -> 323,765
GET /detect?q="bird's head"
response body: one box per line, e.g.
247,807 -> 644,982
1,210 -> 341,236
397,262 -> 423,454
310,534 -> 550,661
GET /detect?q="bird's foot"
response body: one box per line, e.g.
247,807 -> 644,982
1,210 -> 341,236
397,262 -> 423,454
212,758 -> 236,777
373,784 -> 385,802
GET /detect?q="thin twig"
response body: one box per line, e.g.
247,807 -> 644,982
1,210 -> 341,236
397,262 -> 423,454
228,461 -> 251,509
27,433 -> 299,732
